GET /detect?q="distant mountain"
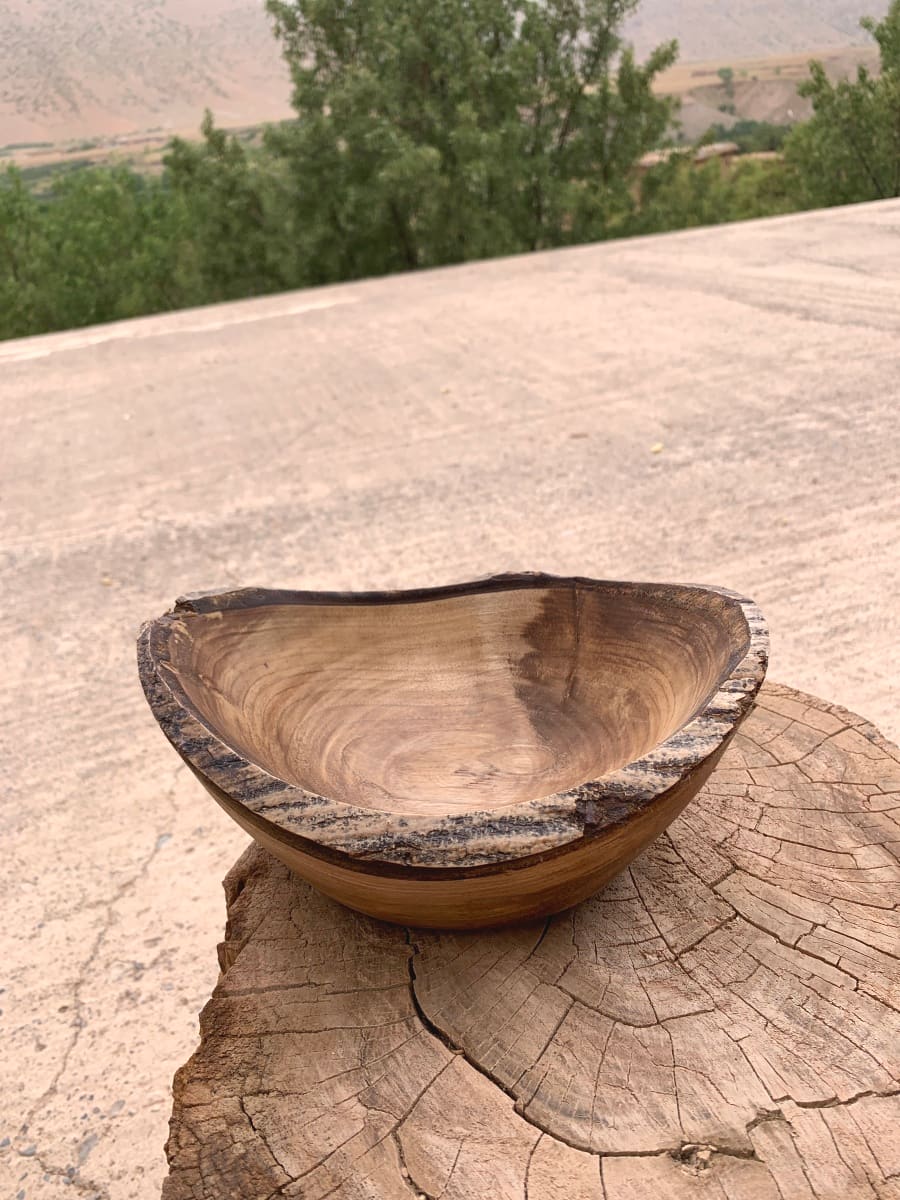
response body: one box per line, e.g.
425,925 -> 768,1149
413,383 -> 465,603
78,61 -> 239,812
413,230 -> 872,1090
626,0 -> 890,62
0,0 -> 890,146
0,0 -> 291,146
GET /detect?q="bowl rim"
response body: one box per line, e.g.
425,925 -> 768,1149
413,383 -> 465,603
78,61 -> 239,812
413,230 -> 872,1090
137,573 -> 768,871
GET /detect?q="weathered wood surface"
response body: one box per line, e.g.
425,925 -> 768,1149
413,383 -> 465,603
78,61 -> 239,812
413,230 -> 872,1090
163,683 -> 900,1200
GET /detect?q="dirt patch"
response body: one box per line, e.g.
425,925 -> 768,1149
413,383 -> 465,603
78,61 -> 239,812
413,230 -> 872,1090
655,45 -> 880,138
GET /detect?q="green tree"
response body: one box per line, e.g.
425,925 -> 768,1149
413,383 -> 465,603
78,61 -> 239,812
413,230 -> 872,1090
0,168 -> 42,338
165,112 -> 291,301
786,0 -> 900,205
632,155 -> 730,235
0,165 -> 184,340
724,157 -> 801,220
701,120 -> 792,154
263,0 -> 678,276
632,154 -> 800,238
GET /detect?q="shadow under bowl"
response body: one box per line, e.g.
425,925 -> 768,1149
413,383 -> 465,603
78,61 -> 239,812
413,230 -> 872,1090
138,573 -> 767,928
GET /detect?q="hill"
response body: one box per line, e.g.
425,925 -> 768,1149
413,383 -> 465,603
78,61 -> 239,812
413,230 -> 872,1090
655,44 -> 881,140
627,0 -> 889,61
0,0 -> 291,146
0,0 -> 891,147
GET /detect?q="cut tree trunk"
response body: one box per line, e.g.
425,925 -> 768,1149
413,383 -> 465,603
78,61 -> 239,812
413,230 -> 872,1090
162,683 -> 900,1200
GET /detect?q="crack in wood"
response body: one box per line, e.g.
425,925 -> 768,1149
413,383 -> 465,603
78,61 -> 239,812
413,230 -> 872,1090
775,1086 -> 900,1111
238,1098 -> 292,1186
162,685 -> 900,1199
391,1129 -> 437,1200
404,929 -> 588,1153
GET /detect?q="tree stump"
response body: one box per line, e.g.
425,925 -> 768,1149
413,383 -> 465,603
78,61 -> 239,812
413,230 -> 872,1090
162,683 -> 900,1200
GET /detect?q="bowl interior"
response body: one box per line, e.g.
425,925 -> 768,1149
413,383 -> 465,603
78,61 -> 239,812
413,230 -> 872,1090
159,583 -> 749,816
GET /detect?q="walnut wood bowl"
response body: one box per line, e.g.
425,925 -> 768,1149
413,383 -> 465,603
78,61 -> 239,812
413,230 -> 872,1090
138,574 -> 767,929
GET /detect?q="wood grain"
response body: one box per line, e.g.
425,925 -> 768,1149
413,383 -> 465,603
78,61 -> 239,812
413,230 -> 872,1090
138,574 -> 767,926
162,683 -> 900,1200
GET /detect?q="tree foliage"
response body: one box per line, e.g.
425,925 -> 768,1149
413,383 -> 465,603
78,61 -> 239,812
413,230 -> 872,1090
263,0 -> 678,271
632,155 -> 800,237
785,0 -> 900,204
164,113 -> 289,301
701,119 -> 792,153
0,166 -> 183,340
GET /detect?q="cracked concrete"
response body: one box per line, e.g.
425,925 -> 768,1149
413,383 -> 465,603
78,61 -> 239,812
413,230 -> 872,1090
3,199 -> 900,1197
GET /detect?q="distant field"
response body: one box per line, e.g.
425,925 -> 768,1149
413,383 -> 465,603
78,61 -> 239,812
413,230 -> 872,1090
655,44 -> 881,139
0,126 -> 269,192
657,43 -> 879,94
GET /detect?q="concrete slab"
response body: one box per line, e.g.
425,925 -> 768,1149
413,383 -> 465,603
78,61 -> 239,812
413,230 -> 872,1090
2,199 -> 899,1198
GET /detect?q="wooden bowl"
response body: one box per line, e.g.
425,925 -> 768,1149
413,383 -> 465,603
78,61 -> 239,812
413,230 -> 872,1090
138,574 -> 767,929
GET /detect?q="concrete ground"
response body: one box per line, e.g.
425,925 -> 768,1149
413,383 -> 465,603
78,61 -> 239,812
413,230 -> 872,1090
2,199 -> 899,1199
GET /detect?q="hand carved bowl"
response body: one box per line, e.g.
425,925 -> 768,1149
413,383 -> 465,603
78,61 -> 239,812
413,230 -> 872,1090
138,574 -> 767,929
